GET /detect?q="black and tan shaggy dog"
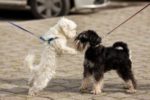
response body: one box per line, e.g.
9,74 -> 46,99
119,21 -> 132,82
75,30 -> 136,94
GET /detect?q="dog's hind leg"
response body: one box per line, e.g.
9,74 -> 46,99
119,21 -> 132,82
125,79 -> 136,93
28,75 -> 34,87
28,76 -> 52,96
117,66 -> 136,93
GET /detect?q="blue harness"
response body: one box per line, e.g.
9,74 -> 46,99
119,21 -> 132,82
40,37 -> 58,44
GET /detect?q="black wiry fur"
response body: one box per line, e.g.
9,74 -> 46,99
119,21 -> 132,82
75,30 -> 136,94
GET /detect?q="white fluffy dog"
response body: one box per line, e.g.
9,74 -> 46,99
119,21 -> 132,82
25,17 -> 77,96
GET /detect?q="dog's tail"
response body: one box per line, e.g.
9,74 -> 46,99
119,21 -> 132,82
113,41 -> 129,54
24,53 -> 35,71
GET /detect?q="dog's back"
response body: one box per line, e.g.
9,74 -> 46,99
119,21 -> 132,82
103,41 -> 131,71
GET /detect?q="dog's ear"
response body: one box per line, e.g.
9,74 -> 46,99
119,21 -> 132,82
58,17 -> 67,28
75,31 -> 88,43
58,17 -> 77,38
90,36 -> 101,46
58,18 -> 71,38
86,30 -> 101,46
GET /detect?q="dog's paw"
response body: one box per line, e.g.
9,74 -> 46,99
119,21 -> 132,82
28,89 -> 37,96
28,91 -> 36,96
123,85 -> 130,89
126,89 -> 136,93
28,81 -> 33,87
79,87 -> 88,93
91,89 -> 102,95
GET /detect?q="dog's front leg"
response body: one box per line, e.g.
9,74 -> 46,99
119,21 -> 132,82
61,46 -> 77,54
91,78 -> 104,95
80,74 -> 91,93
91,70 -> 104,95
56,39 -> 77,54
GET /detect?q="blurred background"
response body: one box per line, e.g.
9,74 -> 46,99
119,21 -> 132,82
0,0 -> 149,21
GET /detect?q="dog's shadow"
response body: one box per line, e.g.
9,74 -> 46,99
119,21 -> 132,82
0,78 -> 150,95
103,83 -> 150,93
0,78 -> 28,94
0,77 -> 81,95
45,78 -> 81,93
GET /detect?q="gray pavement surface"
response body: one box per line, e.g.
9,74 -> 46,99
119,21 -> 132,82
0,2 -> 150,100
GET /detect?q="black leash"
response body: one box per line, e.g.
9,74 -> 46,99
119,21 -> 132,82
105,3 -> 150,36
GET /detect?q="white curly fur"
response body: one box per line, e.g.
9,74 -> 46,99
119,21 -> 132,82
25,17 -> 77,96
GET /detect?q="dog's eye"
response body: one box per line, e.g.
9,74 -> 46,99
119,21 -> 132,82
83,35 -> 87,38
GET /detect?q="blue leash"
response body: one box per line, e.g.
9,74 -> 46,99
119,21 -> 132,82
0,17 -> 45,42
0,19 -> 58,43
8,21 -> 58,43
7,21 -> 44,42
